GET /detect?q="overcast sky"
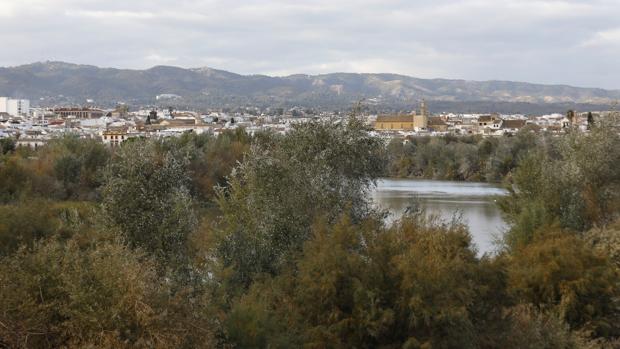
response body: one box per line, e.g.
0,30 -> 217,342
0,0 -> 619,89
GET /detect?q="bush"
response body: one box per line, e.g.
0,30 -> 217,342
224,215 -> 486,348
507,231 -> 620,337
0,236 -> 214,348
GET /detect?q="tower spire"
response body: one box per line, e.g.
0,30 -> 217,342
420,99 -> 428,117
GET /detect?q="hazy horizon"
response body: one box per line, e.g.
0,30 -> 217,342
4,60 -> 619,92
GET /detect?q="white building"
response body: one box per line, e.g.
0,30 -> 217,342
0,97 -> 8,113
7,99 -> 30,116
0,97 -> 30,116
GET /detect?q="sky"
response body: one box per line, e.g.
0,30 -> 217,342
0,0 -> 619,89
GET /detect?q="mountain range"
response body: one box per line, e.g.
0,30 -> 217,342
0,61 -> 618,114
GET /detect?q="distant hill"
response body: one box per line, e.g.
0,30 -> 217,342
1,61 -> 618,114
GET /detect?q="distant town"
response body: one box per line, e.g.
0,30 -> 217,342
0,95 -> 614,149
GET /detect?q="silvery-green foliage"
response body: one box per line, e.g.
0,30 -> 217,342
212,118 -> 386,290
101,140 -> 197,272
501,119 -> 620,247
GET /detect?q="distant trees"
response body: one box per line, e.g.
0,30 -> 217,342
0,135 -> 109,202
0,155 -> 31,202
386,132 -> 538,182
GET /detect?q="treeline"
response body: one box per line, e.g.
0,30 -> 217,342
386,132 -> 540,182
1,118 -> 619,348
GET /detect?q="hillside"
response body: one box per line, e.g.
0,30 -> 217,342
1,61 -> 618,113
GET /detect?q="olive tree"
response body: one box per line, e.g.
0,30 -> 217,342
101,140 -> 196,274
208,118 -> 386,291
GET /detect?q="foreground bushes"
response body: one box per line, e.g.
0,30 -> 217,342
225,215 -> 483,348
1,119 -> 619,347
220,216 -> 620,348
0,200 -> 96,256
0,235 -> 214,348
508,231 -> 620,338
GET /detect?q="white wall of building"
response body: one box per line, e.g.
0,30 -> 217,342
0,97 -> 30,116
0,97 -> 8,113
22,99 -> 31,116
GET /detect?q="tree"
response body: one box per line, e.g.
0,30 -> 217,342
0,137 -> 15,155
161,129 -> 251,203
385,133 -> 538,182
101,140 -> 196,275
0,155 -> 32,203
587,112 -> 595,130
500,125 -> 620,238
0,135 -> 110,201
53,154 -> 81,188
207,119 -> 386,292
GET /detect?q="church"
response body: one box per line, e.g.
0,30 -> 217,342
374,100 -> 429,131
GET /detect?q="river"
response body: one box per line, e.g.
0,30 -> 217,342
371,179 -> 509,255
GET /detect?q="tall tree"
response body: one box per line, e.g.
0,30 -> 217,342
587,112 -> 595,130
207,118 -> 386,291
101,140 -> 196,275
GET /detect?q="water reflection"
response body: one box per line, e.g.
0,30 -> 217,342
371,179 -> 509,255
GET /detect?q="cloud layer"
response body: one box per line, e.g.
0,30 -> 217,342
1,0 -> 619,89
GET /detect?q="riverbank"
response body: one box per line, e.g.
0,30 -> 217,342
385,133 -> 538,183
372,178 -> 509,254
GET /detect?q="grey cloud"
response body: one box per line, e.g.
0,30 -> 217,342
0,0 -> 618,89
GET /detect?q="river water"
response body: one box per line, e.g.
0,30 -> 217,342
371,179 -> 509,255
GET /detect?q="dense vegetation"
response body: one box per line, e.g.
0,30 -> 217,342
386,132 -> 540,182
1,118 -> 619,348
